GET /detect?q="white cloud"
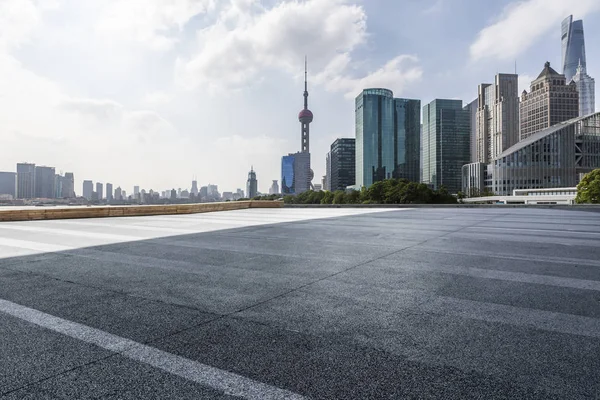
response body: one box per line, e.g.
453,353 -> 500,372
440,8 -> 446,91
175,0 -> 420,97
470,0 -> 600,62
95,0 -> 215,51
422,0 -> 444,15
142,91 -> 173,106
0,0 -> 60,49
316,54 -> 423,98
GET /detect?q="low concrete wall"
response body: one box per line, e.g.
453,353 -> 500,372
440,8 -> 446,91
0,201 -> 283,222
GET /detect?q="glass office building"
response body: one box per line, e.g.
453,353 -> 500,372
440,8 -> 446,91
281,152 -> 311,195
486,113 -> 600,195
329,138 -> 355,191
355,89 -> 420,188
393,98 -> 421,183
422,99 -> 471,193
281,155 -> 295,194
562,15 -> 586,83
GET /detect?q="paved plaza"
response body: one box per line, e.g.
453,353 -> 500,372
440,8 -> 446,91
0,207 -> 599,399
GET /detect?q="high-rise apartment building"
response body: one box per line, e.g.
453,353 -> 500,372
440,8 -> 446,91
106,183 -> 113,202
62,172 -> 75,198
0,172 -> 17,198
246,168 -> 258,199
82,180 -> 94,200
520,62 -> 579,140
355,89 -> 420,188
476,74 -> 519,164
17,163 -> 36,199
562,15 -> 586,83
35,166 -> 56,199
328,138 -> 356,191
96,182 -> 103,200
422,99 -> 471,194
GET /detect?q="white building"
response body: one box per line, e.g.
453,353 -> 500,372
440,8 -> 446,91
571,61 -> 595,117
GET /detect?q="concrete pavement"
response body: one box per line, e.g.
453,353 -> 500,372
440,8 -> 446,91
0,208 -> 599,399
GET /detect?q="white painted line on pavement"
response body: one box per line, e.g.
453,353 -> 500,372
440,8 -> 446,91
0,298 -> 306,400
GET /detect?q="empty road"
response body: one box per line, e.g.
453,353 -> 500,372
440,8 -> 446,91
0,207 -> 599,399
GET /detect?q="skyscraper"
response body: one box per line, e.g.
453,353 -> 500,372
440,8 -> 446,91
35,166 -> 56,198
325,152 -> 331,191
475,74 -> 519,164
191,180 -> 198,196
281,152 -> 311,194
422,99 -> 471,193
114,186 -> 122,201
17,163 -> 36,199
571,60 -> 595,117
464,100 -> 478,163
562,15 -> 586,83
393,98 -> 421,183
82,180 -> 94,200
246,167 -> 258,199
520,62 -> 578,140
355,89 -> 421,188
106,183 -> 113,202
328,138 -> 356,191
54,174 -> 64,198
96,182 -> 103,200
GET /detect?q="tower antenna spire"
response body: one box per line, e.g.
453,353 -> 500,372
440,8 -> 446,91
303,55 -> 308,110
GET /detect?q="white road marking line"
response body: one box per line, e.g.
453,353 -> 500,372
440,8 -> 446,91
466,226 -> 600,235
0,298 -> 306,400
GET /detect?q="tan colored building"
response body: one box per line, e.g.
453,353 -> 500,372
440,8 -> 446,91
520,61 -> 578,140
475,73 -> 519,164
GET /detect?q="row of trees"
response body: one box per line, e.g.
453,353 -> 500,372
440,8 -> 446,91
281,179 -> 457,205
247,169 -> 600,204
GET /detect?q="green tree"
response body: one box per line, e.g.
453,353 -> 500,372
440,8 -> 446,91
332,190 -> 346,204
321,191 -> 334,204
576,169 -> 600,204
346,190 -> 361,204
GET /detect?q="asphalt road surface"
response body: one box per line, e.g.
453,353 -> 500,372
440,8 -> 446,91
0,207 -> 599,399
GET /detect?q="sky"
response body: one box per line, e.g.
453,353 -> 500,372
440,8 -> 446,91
1,0 -> 600,195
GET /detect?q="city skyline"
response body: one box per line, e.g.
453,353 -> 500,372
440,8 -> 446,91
1,1 -> 600,192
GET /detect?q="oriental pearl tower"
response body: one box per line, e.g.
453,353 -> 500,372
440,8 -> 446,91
298,57 -> 315,188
